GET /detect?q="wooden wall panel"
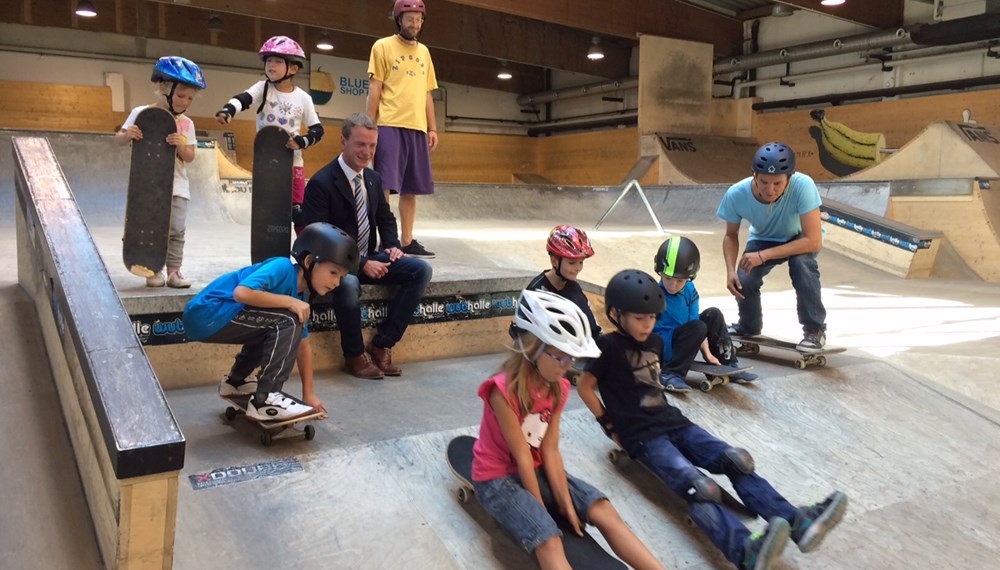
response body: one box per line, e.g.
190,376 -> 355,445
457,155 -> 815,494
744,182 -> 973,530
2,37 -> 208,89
538,128 -> 642,186
0,81 -> 123,132
753,88 -> 1000,180
430,132 -> 537,184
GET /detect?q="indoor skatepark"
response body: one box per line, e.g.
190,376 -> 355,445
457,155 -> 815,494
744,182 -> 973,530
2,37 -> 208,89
3,129 -> 1000,570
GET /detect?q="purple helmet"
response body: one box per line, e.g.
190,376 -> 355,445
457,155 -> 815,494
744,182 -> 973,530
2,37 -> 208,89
259,36 -> 306,68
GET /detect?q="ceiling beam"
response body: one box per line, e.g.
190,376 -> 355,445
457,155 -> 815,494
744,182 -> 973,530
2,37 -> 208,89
146,0 -> 631,77
776,0 -> 906,30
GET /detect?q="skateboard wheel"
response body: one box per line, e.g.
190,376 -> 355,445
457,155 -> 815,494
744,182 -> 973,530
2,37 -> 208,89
608,449 -> 623,464
225,407 -> 238,421
795,359 -> 807,370
304,424 -> 316,440
816,355 -> 827,367
457,486 -> 471,504
699,380 -> 712,392
260,431 -> 273,446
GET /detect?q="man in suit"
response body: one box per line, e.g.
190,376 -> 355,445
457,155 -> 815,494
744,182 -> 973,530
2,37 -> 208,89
301,112 -> 432,379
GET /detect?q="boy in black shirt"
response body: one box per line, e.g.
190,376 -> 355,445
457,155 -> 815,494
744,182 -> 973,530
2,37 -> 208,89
578,269 -> 847,570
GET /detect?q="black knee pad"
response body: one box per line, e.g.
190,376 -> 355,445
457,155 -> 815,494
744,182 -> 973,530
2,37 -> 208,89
683,473 -> 722,505
722,447 -> 755,476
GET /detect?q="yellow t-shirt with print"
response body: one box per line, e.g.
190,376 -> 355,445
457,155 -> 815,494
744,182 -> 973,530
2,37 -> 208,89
368,35 -> 438,132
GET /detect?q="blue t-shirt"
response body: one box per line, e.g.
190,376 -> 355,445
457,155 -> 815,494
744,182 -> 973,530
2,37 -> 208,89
716,172 -> 822,242
653,281 -> 699,362
182,258 -> 307,341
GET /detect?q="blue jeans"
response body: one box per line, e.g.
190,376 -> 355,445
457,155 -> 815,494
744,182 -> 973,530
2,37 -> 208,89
473,469 -> 607,553
635,425 -> 798,566
329,254 -> 432,357
737,238 -> 826,334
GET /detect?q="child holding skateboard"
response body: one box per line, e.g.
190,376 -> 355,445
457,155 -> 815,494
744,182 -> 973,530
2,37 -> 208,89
115,56 -> 205,288
577,269 -> 849,570
653,236 -> 757,393
471,289 -> 664,570
216,36 -> 324,234
526,225 -> 602,342
182,223 -> 358,421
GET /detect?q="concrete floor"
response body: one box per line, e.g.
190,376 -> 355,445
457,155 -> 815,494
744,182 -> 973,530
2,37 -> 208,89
2,138 -> 1000,568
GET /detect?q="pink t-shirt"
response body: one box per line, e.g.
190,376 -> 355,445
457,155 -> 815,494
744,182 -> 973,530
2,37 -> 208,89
471,372 -> 570,482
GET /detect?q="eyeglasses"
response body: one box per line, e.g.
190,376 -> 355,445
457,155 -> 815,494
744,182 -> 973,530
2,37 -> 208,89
543,350 -> 576,367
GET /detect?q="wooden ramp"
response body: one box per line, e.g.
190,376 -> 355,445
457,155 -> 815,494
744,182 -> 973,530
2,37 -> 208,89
512,172 -> 554,185
656,133 -> 758,184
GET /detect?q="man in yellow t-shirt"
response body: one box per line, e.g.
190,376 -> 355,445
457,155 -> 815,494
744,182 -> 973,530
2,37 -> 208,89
366,0 -> 439,258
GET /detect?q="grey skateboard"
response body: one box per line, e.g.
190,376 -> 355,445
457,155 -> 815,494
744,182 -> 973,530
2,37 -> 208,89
446,435 -> 626,569
221,393 -> 323,446
732,334 -> 846,369
688,361 -> 755,392
123,106 -> 175,277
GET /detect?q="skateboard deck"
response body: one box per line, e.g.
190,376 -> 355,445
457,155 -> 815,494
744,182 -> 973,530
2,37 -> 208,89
732,334 -> 846,369
123,106 -> 176,277
251,126 -> 294,263
607,447 -> 758,522
221,393 -> 323,446
688,361 -> 755,392
446,436 -> 627,569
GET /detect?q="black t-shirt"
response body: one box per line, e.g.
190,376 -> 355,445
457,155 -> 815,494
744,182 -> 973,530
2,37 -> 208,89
585,331 -> 693,454
526,271 -> 602,341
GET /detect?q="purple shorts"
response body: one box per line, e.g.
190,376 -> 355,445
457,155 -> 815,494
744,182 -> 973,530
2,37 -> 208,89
374,126 -> 435,195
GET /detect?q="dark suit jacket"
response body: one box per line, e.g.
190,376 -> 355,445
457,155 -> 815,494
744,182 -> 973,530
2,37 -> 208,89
301,157 -> 400,269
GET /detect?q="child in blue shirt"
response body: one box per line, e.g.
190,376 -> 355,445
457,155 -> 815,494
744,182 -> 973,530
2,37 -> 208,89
183,223 -> 358,421
653,236 -> 757,392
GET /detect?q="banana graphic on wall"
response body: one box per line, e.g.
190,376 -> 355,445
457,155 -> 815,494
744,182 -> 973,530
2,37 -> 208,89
810,109 -> 886,169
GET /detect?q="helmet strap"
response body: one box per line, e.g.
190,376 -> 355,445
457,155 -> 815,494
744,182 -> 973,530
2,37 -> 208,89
551,258 -> 569,285
163,82 -> 181,116
301,257 -> 318,300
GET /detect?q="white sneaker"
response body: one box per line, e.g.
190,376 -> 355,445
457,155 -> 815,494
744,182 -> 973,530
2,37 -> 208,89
246,392 -> 314,422
146,272 -> 166,287
218,376 -> 257,397
167,271 -> 191,289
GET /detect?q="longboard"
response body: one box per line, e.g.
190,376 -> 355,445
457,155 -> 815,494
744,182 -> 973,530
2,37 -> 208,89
123,106 -> 176,277
732,334 -> 846,369
688,361 -> 755,392
251,126 -> 294,263
607,447 -> 758,522
221,393 -> 323,446
446,435 -> 627,569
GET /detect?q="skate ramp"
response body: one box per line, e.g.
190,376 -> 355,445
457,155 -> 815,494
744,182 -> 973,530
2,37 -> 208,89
847,121 -> 1000,181
655,133 -> 758,184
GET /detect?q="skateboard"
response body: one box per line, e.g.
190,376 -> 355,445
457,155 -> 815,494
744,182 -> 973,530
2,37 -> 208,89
446,435 -> 627,569
220,393 -> 323,446
688,361 -> 755,392
123,106 -> 176,277
250,126 -> 294,263
732,334 -> 846,369
607,447 -> 757,522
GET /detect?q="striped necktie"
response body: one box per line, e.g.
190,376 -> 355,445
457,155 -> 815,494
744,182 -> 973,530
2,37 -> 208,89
353,173 -> 370,254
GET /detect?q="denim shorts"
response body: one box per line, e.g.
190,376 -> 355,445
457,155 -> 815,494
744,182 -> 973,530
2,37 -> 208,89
473,469 -> 607,553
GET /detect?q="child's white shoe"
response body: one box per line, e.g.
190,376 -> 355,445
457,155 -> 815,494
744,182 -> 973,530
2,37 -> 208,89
246,392 -> 313,422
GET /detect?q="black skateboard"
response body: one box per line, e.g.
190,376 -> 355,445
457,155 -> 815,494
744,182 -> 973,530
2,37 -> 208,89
607,447 -> 757,522
732,334 -> 846,369
123,106 -> 176,277
688,361 -> 755,392
446,435 -> 627,569
221,393 -> 324,446
251,126 -> 294,263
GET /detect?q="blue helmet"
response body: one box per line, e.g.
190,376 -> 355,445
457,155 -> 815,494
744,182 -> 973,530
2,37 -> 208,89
752,142 -> 795,175
151,56 -> 207,89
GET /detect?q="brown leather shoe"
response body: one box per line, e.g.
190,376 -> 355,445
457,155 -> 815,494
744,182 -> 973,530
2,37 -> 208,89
345,353 -> 384,380
367,343 -> 402,376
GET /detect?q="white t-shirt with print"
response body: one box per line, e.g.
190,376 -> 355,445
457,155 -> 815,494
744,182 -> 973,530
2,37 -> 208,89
244,81 -> 321,167
121,105 -> 197,200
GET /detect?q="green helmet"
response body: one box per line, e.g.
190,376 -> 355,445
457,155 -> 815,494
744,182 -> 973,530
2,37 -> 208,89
654,236 -> 700,280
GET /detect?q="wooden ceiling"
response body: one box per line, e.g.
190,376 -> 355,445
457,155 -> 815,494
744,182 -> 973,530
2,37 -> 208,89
1,0 -> 904,94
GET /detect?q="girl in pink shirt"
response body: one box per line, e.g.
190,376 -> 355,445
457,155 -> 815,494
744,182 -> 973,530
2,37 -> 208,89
471,290 -> 664,570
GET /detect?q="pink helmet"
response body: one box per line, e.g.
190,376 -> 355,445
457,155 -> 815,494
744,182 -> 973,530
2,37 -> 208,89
393,0 -> 426,19
546,225 -> 595,260
259,36 -> 306,67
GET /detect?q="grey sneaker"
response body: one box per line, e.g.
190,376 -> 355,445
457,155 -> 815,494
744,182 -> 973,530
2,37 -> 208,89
401,239 -> 435,258
218,375 -> 258,397
660,372 -> 691,393
796,329 -> 827,352
728,323 -> 761,338
791,491 -> 848,553
742,517 -> 790,570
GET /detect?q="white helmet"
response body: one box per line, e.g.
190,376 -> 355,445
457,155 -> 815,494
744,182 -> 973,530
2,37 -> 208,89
515,290 -> 601,358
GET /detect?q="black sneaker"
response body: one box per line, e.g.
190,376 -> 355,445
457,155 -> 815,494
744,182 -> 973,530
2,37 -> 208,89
401,239 -> 435,258
728,323 -> 761,338
742,517 -> 790,570
791,491 -> 848,553
796,329 -> 826,352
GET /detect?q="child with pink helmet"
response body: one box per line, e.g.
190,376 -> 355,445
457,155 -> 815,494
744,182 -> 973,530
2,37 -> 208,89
216,36 -> 325,233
